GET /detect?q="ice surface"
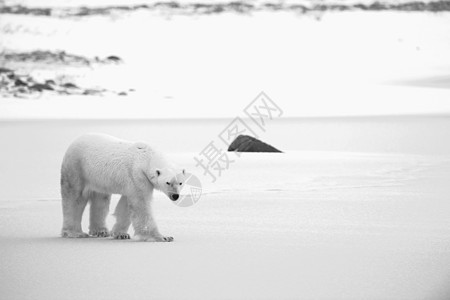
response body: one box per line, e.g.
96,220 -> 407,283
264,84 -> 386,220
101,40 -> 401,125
1,119 -> 450,299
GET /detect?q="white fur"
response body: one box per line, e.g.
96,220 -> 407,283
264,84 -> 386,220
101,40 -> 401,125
60,133 -> 184,242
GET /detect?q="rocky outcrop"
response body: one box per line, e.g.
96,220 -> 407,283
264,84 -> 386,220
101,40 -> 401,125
228,135 -> 282,153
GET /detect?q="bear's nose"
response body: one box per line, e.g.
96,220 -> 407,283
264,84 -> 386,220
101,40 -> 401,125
171,194 -> 179,201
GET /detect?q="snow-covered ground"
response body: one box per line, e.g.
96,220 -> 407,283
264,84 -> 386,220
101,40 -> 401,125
1,1 -> 450,299
1,9 -> 450,118
1,118 -> 450,299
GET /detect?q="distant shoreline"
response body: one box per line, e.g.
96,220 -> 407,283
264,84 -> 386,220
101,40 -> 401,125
1,0 -> 450,18
1,113 -> 449,122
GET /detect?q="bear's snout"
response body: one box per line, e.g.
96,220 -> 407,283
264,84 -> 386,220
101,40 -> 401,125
170,194 -> 179,201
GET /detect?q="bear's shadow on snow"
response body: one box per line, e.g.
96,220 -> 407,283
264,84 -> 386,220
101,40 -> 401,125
25,236 -> 164,245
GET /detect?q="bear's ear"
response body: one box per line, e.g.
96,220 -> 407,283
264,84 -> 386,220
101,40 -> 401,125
156,169 -> 161,177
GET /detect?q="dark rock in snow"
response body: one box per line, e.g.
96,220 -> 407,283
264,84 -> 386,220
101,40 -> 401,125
62,82 -> 79,89
0,68 -> 13,74
0,60 -> 129,97
228,135 -> 282,153
14,78 -> 27,86
30,83 -> 54,91
105,55 -> 122,63
82,89 -> 104,95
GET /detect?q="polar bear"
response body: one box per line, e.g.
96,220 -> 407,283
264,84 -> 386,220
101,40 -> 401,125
60,133 -> 185,242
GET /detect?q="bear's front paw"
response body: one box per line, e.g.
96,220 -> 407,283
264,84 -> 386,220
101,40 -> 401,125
89,228 -> 110,238
112,232 -> 131,240
160,236 -> 174,242
138,235 -> 174,242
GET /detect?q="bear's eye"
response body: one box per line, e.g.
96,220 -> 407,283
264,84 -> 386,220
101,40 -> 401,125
179,182 -> 182,185
166,182 -> 170,185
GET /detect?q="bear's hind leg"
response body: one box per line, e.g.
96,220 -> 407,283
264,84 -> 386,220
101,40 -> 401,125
89,192 -> 111,237
61,158 -> 90,238
61,186 -> 89,238
111,196 -> 131,239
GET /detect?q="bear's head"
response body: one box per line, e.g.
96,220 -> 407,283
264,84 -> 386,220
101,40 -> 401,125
150,168 -> 187,201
